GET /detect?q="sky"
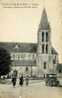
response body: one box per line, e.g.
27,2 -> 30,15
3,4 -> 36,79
0,0 -> 62,63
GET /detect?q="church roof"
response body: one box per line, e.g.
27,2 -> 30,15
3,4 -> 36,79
38,8 -> 50,32
0,42 -> 37,53
0,42 -> 58,55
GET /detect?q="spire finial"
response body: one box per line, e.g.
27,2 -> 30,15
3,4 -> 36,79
38,7 -> 50,32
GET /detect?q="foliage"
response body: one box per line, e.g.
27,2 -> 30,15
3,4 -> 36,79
0,47 -> 11,76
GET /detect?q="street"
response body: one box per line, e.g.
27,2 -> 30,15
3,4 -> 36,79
0,80 -> 62,98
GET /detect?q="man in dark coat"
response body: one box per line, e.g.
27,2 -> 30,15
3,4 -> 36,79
19,74 -> 24,86
12,70 -> 17,87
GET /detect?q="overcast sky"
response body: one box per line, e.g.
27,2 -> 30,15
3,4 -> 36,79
0,0 -> 62,63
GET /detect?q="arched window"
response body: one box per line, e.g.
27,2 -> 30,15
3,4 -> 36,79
46,44 -> 48,53
42,44 -> 44,53
44,62 -> 46,69
59,69 -> 61,73
42,32 -> 44,42
46,32 -> 48,42
53,59 -> 56,64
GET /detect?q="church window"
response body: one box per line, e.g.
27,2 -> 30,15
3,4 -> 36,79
32,54 -> 34,59
12,54 -> 16,60
11,54 -> 15,60
51,49 -> 53,54
44,62 -> 46,69
59,69 -> 62,73
15,54 -> 18,60
25,66 -> 29,72
21,53 -> 25,59
18,55 -> 20,60
42,44 -> 44,53
42,32 -> 44,42
46,44 -> 48,53
53,59 -> 56,64
46,32 -> 48,42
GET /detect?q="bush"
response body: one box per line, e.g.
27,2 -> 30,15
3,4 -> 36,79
0,47 -> 11,76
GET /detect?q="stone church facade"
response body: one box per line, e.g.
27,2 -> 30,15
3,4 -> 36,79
36,8 -> 58,76
0,8 -> 59,77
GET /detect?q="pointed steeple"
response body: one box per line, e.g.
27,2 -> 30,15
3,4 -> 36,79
38,8 -> 50,32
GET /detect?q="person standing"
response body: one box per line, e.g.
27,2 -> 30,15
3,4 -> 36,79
12,70 -> 17,87
12,76 -> 17,87
26,75 -> 29,86
19,74 -> 24,86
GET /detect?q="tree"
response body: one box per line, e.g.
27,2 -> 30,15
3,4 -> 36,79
0,47 -> 11,76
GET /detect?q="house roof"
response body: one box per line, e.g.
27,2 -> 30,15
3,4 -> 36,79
0,42 -> 37,53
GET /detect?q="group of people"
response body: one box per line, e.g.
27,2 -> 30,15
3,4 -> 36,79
12,70 -> 29,87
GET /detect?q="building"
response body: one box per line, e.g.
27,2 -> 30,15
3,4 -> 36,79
56,64 -> 62,78
0,8 -> 59,77
36,8 -> 59,76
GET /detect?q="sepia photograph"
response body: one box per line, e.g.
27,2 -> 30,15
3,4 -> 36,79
0,0 -> 62,98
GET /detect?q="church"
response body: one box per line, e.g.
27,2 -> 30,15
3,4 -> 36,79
0,8 -> 59,77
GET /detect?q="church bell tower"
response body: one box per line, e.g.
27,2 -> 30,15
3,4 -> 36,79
36,8 -> 52,76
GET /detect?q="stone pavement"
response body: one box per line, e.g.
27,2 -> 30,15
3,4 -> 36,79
0,80 -> 62,98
